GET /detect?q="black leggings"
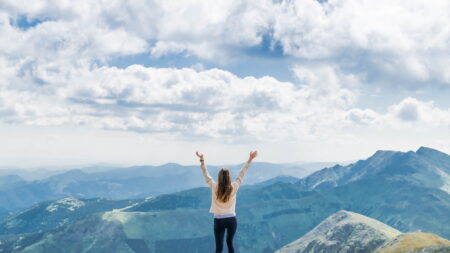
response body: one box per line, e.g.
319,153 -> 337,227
214,216 -> 237,253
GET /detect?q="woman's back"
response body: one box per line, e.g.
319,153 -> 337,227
209,181 -> 239,214
200,161 -> 251,215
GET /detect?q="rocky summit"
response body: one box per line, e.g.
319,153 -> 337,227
276,210 -> 450,253
275,210 -> 401,253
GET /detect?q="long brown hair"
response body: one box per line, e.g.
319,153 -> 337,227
216,168 -> 233,202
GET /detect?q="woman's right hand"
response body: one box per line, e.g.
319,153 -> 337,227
248,151 -> 258,162
196,151 -> 204,160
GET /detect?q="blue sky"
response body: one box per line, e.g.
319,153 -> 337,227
0,0 -> 449,167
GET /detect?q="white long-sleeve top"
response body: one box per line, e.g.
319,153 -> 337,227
200,161 -> 251,215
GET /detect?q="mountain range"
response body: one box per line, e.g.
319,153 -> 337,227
0,146 -> 448,252
0,162 -> 315,216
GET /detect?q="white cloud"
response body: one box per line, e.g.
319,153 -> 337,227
2,0 -> 272,62
293,64 -> 359,107
3,0 -> 450,86
272,0 -> 450,85
345,108 -> 379,125
386,97 -> 450,127
390,97 -> 421,122
0,54 -> 364,142
344,97 -> 450,128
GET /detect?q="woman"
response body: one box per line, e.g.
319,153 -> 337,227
195,150 -> 258,253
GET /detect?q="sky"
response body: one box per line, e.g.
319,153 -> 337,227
0,0 -> 450,168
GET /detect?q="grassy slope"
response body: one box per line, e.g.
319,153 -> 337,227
377,233 -> 450,253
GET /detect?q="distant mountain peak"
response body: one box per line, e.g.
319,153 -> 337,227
416,146 -> 448,156
367,149 -> 399,161
298,145 -> 450,191
369,150 -> 399,162
417,146 -> 436,152
373,149 -> 397,155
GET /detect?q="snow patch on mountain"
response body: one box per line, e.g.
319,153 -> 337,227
46,197 -> 85,212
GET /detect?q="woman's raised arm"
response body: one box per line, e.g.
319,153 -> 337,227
196,151 -> 215,187
235,151 -> 258,187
